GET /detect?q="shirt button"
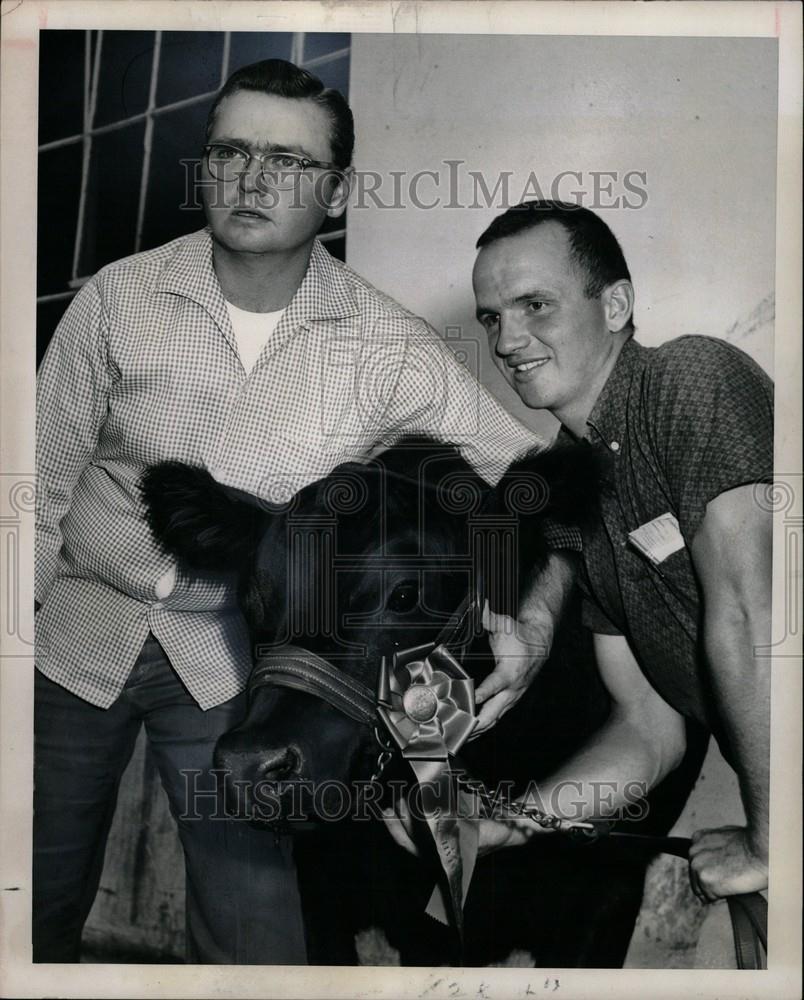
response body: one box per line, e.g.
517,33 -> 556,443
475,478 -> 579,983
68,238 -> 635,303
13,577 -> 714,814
152,602 -> 163,610
154,565 -> 176,599
610,441 -> 620,452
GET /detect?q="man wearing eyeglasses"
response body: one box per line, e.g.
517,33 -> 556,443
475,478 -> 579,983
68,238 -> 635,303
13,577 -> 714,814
34,59 -> 570,963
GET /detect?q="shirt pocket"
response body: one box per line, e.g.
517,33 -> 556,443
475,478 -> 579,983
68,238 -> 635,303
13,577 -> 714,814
642,544 -> 700,614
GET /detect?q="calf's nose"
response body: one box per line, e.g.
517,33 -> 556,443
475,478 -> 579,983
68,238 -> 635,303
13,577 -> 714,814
214,737 -> 302,784
254,744 -> 302,783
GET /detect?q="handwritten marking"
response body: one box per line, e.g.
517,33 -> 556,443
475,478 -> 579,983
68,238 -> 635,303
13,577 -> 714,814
416,974 -> 563,999
1,0 -> 24,18
419,979 -> 445,998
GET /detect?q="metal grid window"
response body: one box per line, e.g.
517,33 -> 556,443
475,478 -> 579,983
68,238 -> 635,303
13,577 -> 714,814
37,30 -> 351,363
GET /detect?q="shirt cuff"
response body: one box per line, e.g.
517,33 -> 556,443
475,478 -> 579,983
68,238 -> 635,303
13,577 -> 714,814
542,519 -> 584,553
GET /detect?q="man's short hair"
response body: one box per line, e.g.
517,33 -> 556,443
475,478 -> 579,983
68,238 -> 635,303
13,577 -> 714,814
205,58 -> 355,169
476,201 -> 633,303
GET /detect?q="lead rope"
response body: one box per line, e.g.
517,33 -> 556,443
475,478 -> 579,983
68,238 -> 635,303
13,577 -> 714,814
370,725 -> 395,783
451,766 -> 767,970
452,764 -> 597,834
372,597 -> 767,969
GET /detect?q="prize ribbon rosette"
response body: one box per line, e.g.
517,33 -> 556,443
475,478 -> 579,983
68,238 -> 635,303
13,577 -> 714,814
377,642 -> 479,939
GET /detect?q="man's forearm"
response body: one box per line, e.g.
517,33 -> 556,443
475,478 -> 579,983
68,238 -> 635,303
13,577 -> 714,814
528,710 -> 682,822
497,708 -> 685,849
704,608 -> 770,855
514,550 -> 577,660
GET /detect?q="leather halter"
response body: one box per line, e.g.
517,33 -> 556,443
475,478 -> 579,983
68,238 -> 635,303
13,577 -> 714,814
248,644 -> 377,727
245,607 -> 768,970
247,594 -> 482,727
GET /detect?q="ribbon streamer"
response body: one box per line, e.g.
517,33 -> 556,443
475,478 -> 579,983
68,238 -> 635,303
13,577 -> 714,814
378,643 -> 478,941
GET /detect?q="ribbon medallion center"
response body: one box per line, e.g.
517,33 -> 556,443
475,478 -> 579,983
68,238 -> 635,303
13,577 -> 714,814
402,683 -> 439,723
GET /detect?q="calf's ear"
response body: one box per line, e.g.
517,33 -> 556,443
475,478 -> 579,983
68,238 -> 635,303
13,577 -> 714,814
503,441 -> 603,530
487,440 -> 603,550
480,442 -> 602,612
140,462 -> 268,572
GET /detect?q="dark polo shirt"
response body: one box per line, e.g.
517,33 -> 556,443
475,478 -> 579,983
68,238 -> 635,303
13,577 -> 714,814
563,336 -> 774,736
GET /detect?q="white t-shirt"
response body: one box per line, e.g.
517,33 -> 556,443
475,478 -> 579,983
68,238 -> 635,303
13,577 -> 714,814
225,300 -> 285,374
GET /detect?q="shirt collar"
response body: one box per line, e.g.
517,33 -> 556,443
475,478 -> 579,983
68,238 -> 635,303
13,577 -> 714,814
583,338 -> 645,452
282,237 -> 361,328
155,228 -> 360,329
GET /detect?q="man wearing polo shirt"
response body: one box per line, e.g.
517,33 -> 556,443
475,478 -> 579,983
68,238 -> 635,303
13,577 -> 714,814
467,201 -> 772,901
34,63 -> 569,963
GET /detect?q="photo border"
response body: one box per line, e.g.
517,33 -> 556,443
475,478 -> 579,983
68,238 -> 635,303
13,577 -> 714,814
1,2 -> 801,998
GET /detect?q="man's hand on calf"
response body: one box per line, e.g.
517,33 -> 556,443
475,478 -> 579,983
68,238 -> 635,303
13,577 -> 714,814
472,602 -> 553,737
688,824 -> 768,901
382,797 -> 535,858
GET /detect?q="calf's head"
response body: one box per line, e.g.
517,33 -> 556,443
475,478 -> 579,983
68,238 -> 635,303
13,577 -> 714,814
142,438 -> 599,825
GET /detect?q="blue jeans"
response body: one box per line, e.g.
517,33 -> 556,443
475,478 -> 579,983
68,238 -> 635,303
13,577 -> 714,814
33,634 -> 307,964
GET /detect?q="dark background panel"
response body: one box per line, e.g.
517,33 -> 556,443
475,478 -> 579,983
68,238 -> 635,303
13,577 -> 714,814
37,141 -> 83,295
303,33 -> 350,61
94,31 -> 156,127
78,121 -> 146,276
156,32 -> 224,107
37,299 -> 74,367
311,55 -> 349,97
38,31 -> 350,365
322,235 -> 346,262
229,32 -> 294,69
38,30 -> 86,143
139,100 -> 211,252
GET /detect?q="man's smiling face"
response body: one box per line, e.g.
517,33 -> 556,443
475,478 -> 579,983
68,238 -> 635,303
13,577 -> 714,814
202,89 -> 346,256
473,222 -> 616,424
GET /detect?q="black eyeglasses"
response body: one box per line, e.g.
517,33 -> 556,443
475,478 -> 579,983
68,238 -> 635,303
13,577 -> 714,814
203,143 -> 342,189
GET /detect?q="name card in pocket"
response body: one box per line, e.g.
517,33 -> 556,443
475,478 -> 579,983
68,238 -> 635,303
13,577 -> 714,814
628,512 -> 686,565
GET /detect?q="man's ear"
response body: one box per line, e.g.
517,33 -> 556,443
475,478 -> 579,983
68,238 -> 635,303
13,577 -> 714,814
324,166 -> 353,219
602,279 -> 634,333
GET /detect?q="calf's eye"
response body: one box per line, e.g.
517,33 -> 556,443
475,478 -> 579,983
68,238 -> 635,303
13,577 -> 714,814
386,580 -> 419,615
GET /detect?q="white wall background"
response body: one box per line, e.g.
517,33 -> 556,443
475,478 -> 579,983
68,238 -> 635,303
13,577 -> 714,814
345,33 -> 777,968
346,33 -> 777,439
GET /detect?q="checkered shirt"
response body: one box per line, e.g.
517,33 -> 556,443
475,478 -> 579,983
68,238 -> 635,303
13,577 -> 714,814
565,336 -> 773,732
36,229 -> 542,709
